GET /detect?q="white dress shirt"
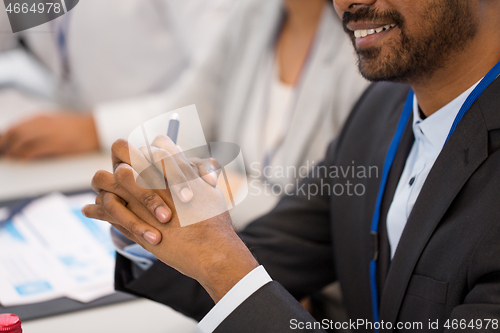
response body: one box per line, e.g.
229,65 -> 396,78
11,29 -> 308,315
386,81 -> 479,258
197,80 -> 482,332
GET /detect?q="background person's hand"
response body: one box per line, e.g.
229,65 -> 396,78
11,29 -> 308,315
0,113 -> 99,159
83,138 -> 258,302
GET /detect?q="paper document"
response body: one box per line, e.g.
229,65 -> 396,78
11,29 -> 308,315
0,193 -> 116,306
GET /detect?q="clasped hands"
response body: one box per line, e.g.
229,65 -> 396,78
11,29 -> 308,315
82,136 -> 258,303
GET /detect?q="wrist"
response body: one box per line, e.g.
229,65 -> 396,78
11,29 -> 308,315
198,244 -> 259,303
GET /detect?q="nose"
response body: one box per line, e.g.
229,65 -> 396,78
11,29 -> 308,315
333,0 -> 377,17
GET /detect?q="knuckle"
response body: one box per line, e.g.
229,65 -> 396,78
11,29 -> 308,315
92,170 -> 112,187
112,139 -> 129,154
154,134 -> 164,142
167,172 -> 186,186
141,192 -> 159,209
154,148 -> 171,162
96,205 -> 106,218
155,134 -> 171,144
128,220 -> 143,236
103,195 -> 118,216
115,165 -> 132,184
110,180 -> 122,194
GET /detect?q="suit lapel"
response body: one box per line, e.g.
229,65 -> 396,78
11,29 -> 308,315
377,115 -> 415,296
379,100 -> 489,329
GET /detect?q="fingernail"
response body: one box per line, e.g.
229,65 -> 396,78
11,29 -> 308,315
179,187 -> 193,203
203,172 -> 218,187
144,231 -> 158,245
155,206 -> 171,222
81,206 -> 88,217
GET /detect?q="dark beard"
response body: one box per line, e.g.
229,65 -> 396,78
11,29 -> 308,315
342,1 -> 478,83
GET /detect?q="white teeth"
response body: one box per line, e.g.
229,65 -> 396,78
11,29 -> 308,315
354,24 -> 396,38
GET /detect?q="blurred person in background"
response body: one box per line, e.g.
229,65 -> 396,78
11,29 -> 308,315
103,0 -> 369,227
0,0 -> 235,159
102,0 -> 368,328
0,0 -> 368,227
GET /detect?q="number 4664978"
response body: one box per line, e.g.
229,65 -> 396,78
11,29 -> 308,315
6,2 -> 62,14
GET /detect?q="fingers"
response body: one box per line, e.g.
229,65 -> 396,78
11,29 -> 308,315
109,222 -> 141,245
82,203 -> 144,245
112,139 -> 152,174
152,135 -> 222,187
10,141 -> 58,160
0,124 -> 20,154
91,170 -> 119,194
0,126 -> 32,157
0,116 -> 50,157
83,191 -> 162,245
112,138 -> 168,190
151,135 -> 200,182
151,135 -> 181,155
110,136 -> 218,204
92,168 -> 172,223
81,203 -> 111,223
196,158 -> 222,187
84,196 -> 141,244
139,145 -> 194,203
114,164 -> 172,223
2,134 -> 32,157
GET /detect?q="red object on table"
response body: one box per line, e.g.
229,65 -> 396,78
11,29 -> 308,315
0,314 -> 22,333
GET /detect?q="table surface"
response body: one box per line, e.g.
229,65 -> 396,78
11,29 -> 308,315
0,153 -> 199,332
0,152 -> 112,202
22,299 -> 197,333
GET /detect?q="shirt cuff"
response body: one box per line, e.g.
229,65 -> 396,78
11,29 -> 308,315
196,265 -> 272,333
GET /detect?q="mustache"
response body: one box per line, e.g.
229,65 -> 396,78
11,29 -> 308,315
342,7 -> 405,33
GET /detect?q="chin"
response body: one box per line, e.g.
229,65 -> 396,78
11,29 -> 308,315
357,51 -> 412,83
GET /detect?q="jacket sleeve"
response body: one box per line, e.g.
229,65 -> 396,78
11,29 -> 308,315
115,252 -> 215,322
445,223 -> 500,332
213,281 -> 326,333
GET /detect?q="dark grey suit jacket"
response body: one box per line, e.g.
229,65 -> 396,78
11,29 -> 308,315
115,79 -> 500,332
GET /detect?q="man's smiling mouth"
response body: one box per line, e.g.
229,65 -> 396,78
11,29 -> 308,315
353,24 -> 396,38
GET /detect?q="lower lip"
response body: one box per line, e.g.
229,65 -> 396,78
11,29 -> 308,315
355,27 -> 396,49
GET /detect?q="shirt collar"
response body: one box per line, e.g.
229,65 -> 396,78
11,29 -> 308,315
412,79 -> 481,150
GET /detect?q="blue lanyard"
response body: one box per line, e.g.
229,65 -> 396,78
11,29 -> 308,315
369,59 -> 500,330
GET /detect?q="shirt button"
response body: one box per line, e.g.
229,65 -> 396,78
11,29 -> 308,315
409,176 -> 416,186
